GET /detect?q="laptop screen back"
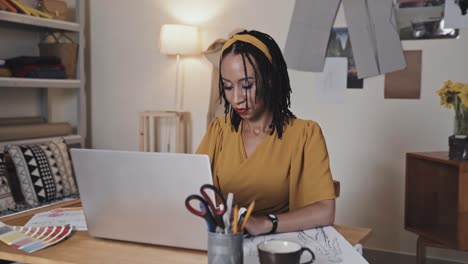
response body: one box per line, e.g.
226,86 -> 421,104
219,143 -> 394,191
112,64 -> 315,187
70,149 -> 213,250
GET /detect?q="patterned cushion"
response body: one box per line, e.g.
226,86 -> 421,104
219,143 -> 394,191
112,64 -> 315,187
0,149 -> 16,211
6,140 -> 78,206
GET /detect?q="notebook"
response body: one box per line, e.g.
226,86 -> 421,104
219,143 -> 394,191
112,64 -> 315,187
70,149 -> 213,250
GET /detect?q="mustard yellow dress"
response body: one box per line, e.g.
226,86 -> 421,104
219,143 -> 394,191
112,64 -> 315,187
196,117 -> 336,216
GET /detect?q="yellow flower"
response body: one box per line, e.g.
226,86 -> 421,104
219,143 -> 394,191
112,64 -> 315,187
443,80 -> 453,88
436,81 -> 468,109
452,82 -> 464,93
437,80 -> 455,96
460,85 -> 468,108
441,93 -> 457,108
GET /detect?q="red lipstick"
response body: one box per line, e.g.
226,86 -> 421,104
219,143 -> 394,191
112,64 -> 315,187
236,108 -> 248,115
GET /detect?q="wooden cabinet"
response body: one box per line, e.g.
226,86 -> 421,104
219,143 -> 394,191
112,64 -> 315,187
405,152 -> 468,263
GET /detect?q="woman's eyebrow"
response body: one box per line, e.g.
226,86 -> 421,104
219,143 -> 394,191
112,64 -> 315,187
221,77 -> 254,83
238,77 -> 255,82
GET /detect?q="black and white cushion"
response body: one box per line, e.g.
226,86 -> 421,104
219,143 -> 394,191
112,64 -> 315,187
0,148 -> 16,211
6,140 -> 78,206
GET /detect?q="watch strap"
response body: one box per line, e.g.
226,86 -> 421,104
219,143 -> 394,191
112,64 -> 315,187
267,214 -> 278,234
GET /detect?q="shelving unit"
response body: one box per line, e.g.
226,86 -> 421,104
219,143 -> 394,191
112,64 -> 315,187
0,0 -> 86,145
0,77 -> 80,88
0,10 -> 80,32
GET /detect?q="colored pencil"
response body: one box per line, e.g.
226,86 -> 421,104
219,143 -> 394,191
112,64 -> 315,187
239,200 -> 255,232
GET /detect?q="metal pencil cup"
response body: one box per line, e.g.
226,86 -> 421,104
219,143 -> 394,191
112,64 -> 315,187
208,232 -> 243,264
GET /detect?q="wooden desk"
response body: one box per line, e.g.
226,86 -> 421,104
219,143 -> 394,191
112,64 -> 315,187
405,152 -> 468,264
0,200 -> 372,264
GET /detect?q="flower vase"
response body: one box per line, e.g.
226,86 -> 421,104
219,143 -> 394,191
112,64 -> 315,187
437,80 -> 468,160
449,113 -> 468,160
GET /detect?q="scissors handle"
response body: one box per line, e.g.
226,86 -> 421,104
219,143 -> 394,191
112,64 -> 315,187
200,184 -> 227,215
200,184 -> 227,229
185,195 -> 217,232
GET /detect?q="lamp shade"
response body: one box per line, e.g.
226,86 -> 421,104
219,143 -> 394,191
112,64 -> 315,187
160,24 -> 200,55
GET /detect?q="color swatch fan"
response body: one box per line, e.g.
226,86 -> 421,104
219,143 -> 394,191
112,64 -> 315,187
0,221 -> 73,253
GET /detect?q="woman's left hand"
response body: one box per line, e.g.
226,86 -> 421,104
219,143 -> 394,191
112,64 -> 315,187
244,215 -> 272,236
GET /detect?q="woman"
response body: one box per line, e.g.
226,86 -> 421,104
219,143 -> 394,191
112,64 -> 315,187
196,30 -> 335,236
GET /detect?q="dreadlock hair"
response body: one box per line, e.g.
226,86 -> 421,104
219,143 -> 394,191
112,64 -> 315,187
219,30 -> 296,139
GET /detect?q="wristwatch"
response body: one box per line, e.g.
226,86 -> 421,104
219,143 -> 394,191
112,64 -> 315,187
267,214 -> 278,234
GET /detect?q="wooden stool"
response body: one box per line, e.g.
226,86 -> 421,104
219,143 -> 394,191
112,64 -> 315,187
138,110 -> 187,153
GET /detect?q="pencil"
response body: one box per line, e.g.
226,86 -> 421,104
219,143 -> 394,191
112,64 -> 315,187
232,205 -> 238,234
24,4 -> 53,19
9,0 -> 31,15
239,200 -> 255,232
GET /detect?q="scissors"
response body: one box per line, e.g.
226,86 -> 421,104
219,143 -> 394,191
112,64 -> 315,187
185,194 -> 217,232
185,184 -> 227,231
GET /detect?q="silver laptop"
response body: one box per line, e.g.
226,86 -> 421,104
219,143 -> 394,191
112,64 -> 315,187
70,149 -> 213,250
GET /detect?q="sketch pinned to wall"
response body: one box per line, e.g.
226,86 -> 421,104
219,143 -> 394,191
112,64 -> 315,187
326,28 -> 363,89
243,226 -> 368,264
444,0 -> 468,28
384,50 -> 422,99
315,58 -> 347,104
394,0 -> 459,40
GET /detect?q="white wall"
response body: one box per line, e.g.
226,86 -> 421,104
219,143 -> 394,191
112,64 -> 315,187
89,1 -> 468,261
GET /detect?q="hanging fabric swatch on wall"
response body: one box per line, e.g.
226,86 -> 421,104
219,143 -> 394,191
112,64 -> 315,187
284,0 -> 406,79
384,50 -> 422,99
342,0 -> 406,79
284,0 -> 341,72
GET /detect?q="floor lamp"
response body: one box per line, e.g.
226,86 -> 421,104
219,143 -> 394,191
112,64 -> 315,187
159,24 -> 200,111
139,24 -> 200,153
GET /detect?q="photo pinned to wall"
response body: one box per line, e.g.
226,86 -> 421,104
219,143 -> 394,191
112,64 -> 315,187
444,0 -> 468,28
384,50 -> 422,99
394,0 -> 459,40
326,28 -> 363,89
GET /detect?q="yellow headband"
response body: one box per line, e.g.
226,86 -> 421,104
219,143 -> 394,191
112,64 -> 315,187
221,34 -> 272,62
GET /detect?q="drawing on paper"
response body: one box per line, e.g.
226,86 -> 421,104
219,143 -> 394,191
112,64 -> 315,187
243,226 -> 367,264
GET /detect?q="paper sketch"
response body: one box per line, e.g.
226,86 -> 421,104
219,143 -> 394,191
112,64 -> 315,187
315,58 -> 348,104
25,207 -> 87,231
243,226 -> 368,264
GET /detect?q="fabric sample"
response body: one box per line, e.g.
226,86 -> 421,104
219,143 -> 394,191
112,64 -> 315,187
342,0 -> 406,78
0,150 -> 16,212
284,0 -> 341,72
284,0 -> 406,78
6,140 -> 78,206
